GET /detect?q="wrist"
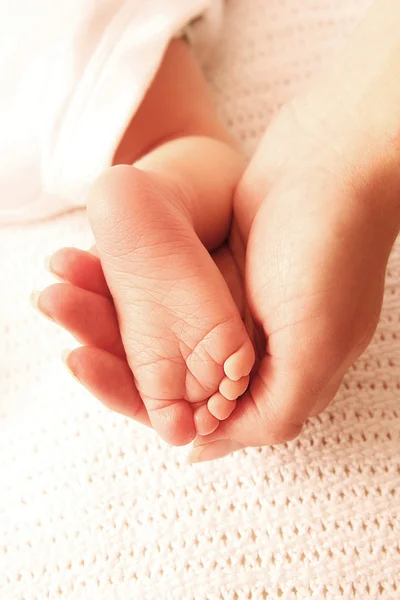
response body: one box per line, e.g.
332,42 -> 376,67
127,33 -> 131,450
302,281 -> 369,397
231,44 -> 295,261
294,0 -> 400,242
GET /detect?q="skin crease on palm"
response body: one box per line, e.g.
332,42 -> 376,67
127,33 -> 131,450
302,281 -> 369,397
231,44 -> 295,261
37,0 -> 400,462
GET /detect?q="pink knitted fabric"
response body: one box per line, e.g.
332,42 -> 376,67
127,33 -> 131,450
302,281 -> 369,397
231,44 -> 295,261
1,1 -> 399,598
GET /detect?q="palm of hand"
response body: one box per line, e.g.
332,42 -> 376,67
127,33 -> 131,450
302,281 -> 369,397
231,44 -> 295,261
195,104 -> 393,455
42,102 -> 394,460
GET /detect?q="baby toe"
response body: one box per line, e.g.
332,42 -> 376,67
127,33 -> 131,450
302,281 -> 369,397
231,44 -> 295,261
193,404 -> 220,436
224,340 -> 255,381
219,374 -> 250,401
208,393 -> 237,421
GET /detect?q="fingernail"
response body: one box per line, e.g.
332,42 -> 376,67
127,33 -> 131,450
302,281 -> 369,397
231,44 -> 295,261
29,290 -> 53,322
188,440 -> 244,464
44,255 -> 63,282
44,256 -> 52,272
29,290 -> 41,309
61,349 -> 80,382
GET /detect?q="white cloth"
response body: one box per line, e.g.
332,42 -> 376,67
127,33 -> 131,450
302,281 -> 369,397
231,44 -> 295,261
0,0 -> 221,224
1,1 -> 399,599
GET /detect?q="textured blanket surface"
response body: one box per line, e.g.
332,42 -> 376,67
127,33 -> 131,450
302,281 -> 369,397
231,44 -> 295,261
1,1 -> 399,598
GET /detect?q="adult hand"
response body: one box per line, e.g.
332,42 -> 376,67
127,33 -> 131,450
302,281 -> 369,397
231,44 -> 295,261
189,99 -> 399,461
37,98 -> 399,462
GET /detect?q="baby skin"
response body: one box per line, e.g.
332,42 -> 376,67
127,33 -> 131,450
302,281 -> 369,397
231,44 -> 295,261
33,39 -> 255,445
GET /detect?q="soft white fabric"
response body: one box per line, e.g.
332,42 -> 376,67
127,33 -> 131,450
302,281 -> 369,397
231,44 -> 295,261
0,0 -> 221,224
1,1 -> 399,599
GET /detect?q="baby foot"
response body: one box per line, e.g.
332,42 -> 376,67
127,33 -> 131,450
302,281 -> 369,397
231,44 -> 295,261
38,245 -> 250,437
87,165 -> 255,445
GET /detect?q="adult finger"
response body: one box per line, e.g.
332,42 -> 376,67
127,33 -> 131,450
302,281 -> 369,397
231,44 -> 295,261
32,283 -> 125,358
64,346 -> 149,426
46,248 -> 111,297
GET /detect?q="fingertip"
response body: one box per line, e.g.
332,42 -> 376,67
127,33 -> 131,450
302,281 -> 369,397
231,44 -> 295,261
61,348 -> 81,383
30,289 -> 54,322
29,290 -> 41,311
44,255 -> 52,273
44,248 -> 110,297
45,248 -> 74,281
63,346 -> 150,426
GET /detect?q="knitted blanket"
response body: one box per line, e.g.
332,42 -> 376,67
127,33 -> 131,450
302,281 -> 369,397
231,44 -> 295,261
1,1 -> 399,598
